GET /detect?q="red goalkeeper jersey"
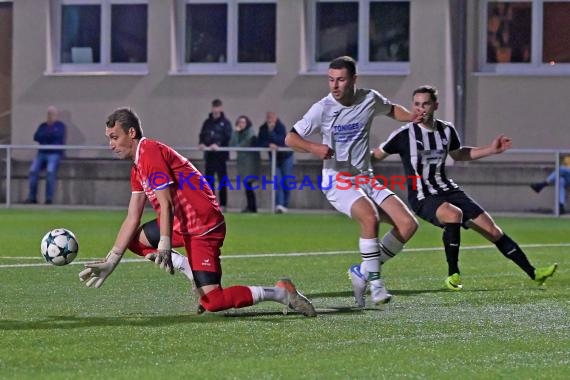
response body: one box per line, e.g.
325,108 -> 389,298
130,138 -> 224,236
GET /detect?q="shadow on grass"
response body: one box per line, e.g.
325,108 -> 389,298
307,288 -> 452,299
0,310 -> 318,330
224,306 -> 364,318
0,304 -> 373,330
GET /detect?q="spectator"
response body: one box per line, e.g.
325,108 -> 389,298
530,154 -> 570,214
25,106 -> 66,204
198,99 -> 232,211
258,111 -> 293,213
230,115 -> 260,213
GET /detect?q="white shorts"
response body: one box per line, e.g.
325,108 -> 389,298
321,169 -> 394,218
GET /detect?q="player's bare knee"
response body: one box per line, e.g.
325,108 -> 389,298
437,203 -> 462,223
399,216 -> 418,240
453,209 -> 463,222
489,225 -> 504,241
353,207 -> 379,229
363,212 -> 379,227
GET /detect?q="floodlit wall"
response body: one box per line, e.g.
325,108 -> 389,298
10,0 -> 454,160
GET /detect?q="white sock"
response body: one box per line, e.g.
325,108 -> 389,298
379,231 -> 404,264
359,237 -> 381,280
171,250 -> 194,282
248,286 -> 288,305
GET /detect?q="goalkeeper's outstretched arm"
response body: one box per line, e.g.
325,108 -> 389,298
78,193 -> 146,288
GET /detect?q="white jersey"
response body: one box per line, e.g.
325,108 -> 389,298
293,89 -> 393,175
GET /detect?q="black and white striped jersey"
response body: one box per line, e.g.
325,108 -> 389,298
380,120 -> 462,202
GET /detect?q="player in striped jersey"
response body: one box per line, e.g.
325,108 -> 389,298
374,85 -> 557,289
78,108 -> 317,317
286,56 -> 422,307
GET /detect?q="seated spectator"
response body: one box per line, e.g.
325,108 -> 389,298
25,106 -> 66,204
530,154 -> 570,214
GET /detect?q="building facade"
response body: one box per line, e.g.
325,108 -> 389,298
2,0 -> 569,161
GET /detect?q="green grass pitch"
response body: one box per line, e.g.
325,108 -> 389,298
0,209 -> 568,379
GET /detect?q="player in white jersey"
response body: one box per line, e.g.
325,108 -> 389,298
286,56 -> 422,307
374,85 -> 557,290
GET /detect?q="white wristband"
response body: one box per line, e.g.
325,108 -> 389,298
158,236 -> 171,251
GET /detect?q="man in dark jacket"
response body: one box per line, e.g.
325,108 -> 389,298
258,111 -> 294,213
198,99 -> 232,210
25,106 -> 66,204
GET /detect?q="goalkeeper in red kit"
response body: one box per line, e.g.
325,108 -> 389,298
78,107 -> 316,317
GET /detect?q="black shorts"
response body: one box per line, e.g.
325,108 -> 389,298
141,219 -> 160,248
411,190 -> 485,228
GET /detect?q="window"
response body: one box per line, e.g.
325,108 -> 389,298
480,0 -> 570,74
51,0 -> 148,74
176,0 -> 276,74
542,1 -> 570,64
111,3 -> 148,63
369,1 -> 409,62
306,0 -> 410,74
60,4 -> 101,64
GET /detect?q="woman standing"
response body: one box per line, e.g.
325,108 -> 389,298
230,115 -> 260,213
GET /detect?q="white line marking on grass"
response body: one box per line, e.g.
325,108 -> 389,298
0,258 -> 146,268
1,243 -> 568,269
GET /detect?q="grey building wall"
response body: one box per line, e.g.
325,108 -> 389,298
9,1 -> 570,159
10,0 -> 455,161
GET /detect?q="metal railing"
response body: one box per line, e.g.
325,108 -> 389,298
0,144 -> 293,212
1,145 -> 569,215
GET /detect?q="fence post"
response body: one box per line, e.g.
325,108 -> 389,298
554,151 -> 560,216
270,149 -> 276,213
6,145 -> 11,207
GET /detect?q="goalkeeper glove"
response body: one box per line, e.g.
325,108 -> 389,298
78,248 -> 122,288
154,236 -> 174,275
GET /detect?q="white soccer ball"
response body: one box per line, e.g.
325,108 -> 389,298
40,228 -> 79,266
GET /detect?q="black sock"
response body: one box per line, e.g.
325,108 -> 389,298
494,234 -> 535,279
443,223 -> 461,276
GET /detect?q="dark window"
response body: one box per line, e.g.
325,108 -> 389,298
185,4 -> 228,63
543,2 -> 570,63
61,5 -> 101,63
369,1 -> 409,62
111,4 -> 148,63
315,2 -> 359,62
486,2 -> 531,63
238,3 -> 276,63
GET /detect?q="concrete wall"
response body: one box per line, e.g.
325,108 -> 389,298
0,2 -> 12,144
1,157 -> 561,214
